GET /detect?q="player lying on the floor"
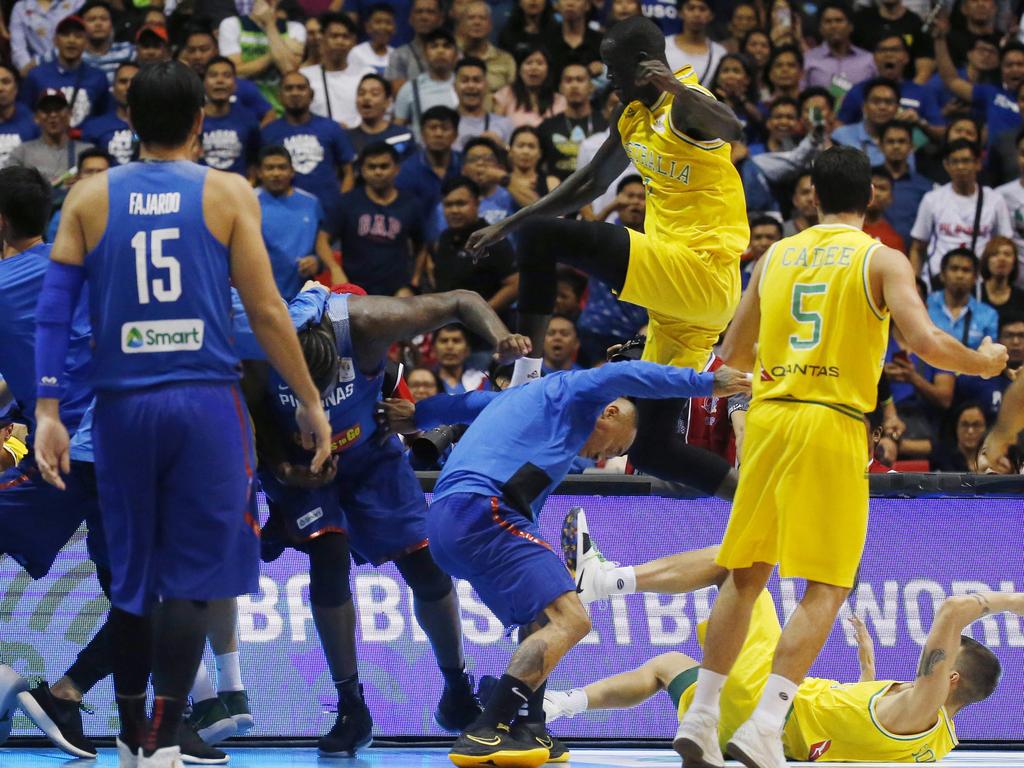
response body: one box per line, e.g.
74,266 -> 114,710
555,510 -> 1015,763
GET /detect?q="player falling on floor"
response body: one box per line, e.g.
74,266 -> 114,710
550,516 -> 1015,764
466,16 -> 748,500
32,61 -> 332,768
676,146 -> 1008,768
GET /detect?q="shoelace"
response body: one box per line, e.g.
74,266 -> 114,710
585,543 -> 619,610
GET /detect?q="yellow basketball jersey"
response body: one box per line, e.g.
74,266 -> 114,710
617,67 -> 748,258
754,224 -> 891,415
784,679 -> 958,763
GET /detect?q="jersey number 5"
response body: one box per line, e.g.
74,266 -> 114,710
789,282 -> 827,350
133,228 -> 181,305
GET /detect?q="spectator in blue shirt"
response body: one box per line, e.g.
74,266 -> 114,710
542,314 -> 582,374
200,57 -> 260,178
256,145 -> 344,298
878,120 -> 933,245
80,60 -> 135,164
0,64 -> 41,167
346,73 -> 416,160
429,135 -> 513,243
832,77 -> 900,166
953,311 -> 1024,423
261,70 -> 356,236
179,25 -> 275,125
43,1 -> 134,84
9,0 -> 84,73
396,104 -> 461,229
337,141 -> 426,295
20,15 -> 109,128
926,248 -> 1000,349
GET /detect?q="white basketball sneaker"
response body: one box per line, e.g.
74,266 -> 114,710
138,745 -> 184,768
727,718 -> 787,768
673,707 -> 724,768
561,507 -> 617,607
117,737 -> 139,768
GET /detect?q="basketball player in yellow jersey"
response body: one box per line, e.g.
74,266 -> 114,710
674,146 -> 1008,768
542,541 -> 1021,764
465,16 -> 748,501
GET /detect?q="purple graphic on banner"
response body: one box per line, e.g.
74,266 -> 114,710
2,493 -> 1022,740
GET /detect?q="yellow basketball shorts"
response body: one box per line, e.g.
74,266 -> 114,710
618,228 -> 740,370
676,591 -> 782,746
717,400 -> 869,588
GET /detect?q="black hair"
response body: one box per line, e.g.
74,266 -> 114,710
114,60 -> 140,77
127,61 -> 204,147
0,62 -> 20,85
874,31 -> 909,52
547,312 -> 579,336
77,147 -> 115,168
953,635 -> 1002,708
365,2 -> 396,17
768,43 -> 804,79
319,11 -> 358,35
970,32 -> 1001,52
511,44 -> 556,116
1002,40 -> 1024,61
0,166 -> 52,239
616,173 -> 644,194
879,119 -> 913,141
357,140 -> 400,166
455,56 -> 487,76
798,84 -> 834,112
182,22 -> 216,42
602,16 -> 666,59
441,175 -> 480,198
463,135 -> 500,158
749,214 -> 784,236
504,0 -> 553,47
817,0 -> 853,25
298,315 -> 340,395
811,146 -> 871,216
420,104 -> 459,130
204,55 -> 236,74
258,144 -> 292,165
943,115 -> 980,145
768,95 -> 799,115
943,137 -> 981,160
423,27 -> 456,47
863,76 -> 900,101
434,322 -> 468,340
711,53 -> 759,106
1000,309 -> 1024,335
940,247 -> 978,273
80,0 -> 114,17
358,72 -> 392,98
555,264 -> 586,297
869,164 -> 894,183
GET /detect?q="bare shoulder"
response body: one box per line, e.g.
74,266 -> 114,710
202,167 -> 259,244
63,171 -> 110,249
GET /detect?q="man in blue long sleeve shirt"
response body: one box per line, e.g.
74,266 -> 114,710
411,361 -> 749,767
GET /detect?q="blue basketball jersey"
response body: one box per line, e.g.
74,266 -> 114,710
85,161 -> 240,392
267,293 -> 381,455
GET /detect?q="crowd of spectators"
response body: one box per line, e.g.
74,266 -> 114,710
1,0 -> 1022,475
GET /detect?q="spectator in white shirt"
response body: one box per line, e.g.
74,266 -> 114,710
910,138 -> 1013,288
454,56 -> 512,151
664,0 -> 726,84
300,12 -> 374,128
349,3 -> 395,75
996,126 -> 1024,273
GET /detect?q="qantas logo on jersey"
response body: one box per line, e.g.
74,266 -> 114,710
129,192 -> 181,215
121,320 -> 205,353
766,363 -> 840,378
808,740 -> 831,761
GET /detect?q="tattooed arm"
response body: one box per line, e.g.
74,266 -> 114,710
875,592 -> 1024,734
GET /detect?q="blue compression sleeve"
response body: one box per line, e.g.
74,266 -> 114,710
414,390 -> 500,431
35,261 -> 86,401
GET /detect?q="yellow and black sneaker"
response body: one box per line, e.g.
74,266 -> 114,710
518,721 -> 570,763
448,722 -> 549,768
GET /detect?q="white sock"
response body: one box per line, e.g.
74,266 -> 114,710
190,660 -> 217,703
215,651 -> 244,692
603,566 -> 637,596
566,688 -> 589,716
690,668 -> 726,715
750,674 -> 798,732
509,357 -> 542,387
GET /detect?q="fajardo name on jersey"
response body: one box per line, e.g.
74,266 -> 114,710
129,192 -> 181,216
121,319 -> 204,353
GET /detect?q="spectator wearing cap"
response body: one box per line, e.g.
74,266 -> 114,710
801,2 -> 877,94
454,57 -> 512,151
256,145 -> 344,298
832,78 -> 900,166
41,0 -> 133,83
394,28 -> 458,143
179,25 -> 275,125
20,15 -> 108,128
346,73 -> 415,159
10,0 -> 84,74
878,120 -> 933,246
219,0 -> 307,115
300,13 -> 375,129
4,89 -> 93,195
261,70 -> 355,235
348,3 -> 396,75
0,64 -> 41,167
457,2 -> 514,98
134,23 -> 170,64
200,56 -> 260,177
853,0 -> 935,84
386,0 -> 444,92
80,60 -> 135,164
45,145 -> 112,239
926,248 -> 1000,349
396,105 -> 461,234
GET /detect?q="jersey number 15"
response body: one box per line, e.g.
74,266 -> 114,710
133,228 -> 181,304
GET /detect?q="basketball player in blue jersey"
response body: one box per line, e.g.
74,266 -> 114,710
32,61 -> 333,768
242,284 -> 531,756
383,361 -> 750,767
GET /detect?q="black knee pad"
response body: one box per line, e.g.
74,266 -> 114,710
307,533 -> 353,607
396,547 -> 453,602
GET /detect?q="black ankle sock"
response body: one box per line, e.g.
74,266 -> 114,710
143,695 -> 186,754
440,665 -> 468,689
115,693 -> 147,750
334,673 -> 361,703
523,681 -> 546,724
475,674 -> 532,730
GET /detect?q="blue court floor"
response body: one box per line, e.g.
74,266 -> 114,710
2,747 -> 1023,767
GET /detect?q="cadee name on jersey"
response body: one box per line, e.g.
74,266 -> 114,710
129,192 -> 181,216
779,245 -> 854,268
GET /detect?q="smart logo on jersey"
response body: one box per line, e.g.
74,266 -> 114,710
808,740 -> 831,761
121,320 -> 205,353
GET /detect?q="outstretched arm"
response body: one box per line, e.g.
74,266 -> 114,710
348,289 -> 530,371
